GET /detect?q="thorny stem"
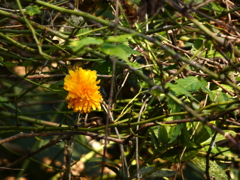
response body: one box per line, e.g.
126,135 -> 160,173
0,135 -> 68,170
1,104 -> 238,131
0,131 -> 130,145
86,49 -> 240,150
23,0 -> 240,93
16,0 -> 51,60
1,0 -> 240,92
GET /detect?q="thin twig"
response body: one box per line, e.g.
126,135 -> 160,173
0,131 -> 131,145
136,94 -> 151,180
206,131 -> 218,180
87,49 -> 240,150
1,135 -> 68,170
62,136 -> 74,180
124,107 -> 238,144
103,103 -> 130,178
0,74 -> 112,79
212,79 -> 235,96
101,0 -> 119,179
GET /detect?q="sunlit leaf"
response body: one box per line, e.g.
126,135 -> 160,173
191,156 -> 228,180
169,124 -> 183,143
149,126 -> 160,150
118,44 -> 142,56
70,37 -> 103,52
106,34 -> 136,42
193,126 -> 213,145
176,76 -> 207,92
0,96 -> 16,110
3,61 -> 17,68
166,83 -> 198,101
99,43 -> 129,62
91,61 -> 112,75
201,130 -> 236,146
209,90 -> 231,108
158,125 -> 168,145
25,5 -> 41,16
137,167 -> 175,178
161,148 -> 200,162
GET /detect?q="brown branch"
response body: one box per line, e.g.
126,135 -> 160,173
1,135 -> 68,170
163,41 -> 226,70
212,79 -> 235,96
0,74 -> 112,79
165,0 -> 240,56
0,131 -> 131,145
124,107 -> 238,144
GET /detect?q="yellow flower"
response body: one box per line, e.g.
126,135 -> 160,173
64,67 -> 102,113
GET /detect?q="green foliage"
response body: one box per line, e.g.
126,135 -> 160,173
25,5 -> 41,16
137,167 -> 176,178
209,90 -> 231,108
69,36 -> 142,65
166,83 -> 198,101
175,76 -> 207,92
100,43 -> 129,62
70,37 -> 104,53
201,2 -> 225,14
106,34 -> 136,43
191,156 -> 228,180
166,76 -> 207,103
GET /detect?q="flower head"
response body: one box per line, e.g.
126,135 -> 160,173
64,67 -> 102,113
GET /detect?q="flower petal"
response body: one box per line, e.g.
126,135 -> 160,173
64,68 -> 102,113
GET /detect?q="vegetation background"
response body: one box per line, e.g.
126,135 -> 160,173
0,0 -> 240,179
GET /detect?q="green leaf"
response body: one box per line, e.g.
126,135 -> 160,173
191,156 -> 228,180
50,80 -> 67,97
0,56 -> 3,65
166,97 -> 182,113
25,5 -> 41,16
99,43 -> 142,65
91,61 -> 112,75
137,167 -> 175,178
184,0 -> 203,3
149,126 -> 160,150
201,130 -> 236,146
219,84 -> 233,92
106,34 -> 136,43
22,60 -> 32,67
161,148 -> 200,162
180,124 -> 196,148
163,64 -> 178,71
0,96 -> 16,110
118,44 -> 142,56
230,168 -> 240,180
49,80 -> 64,89
236,76 -> 240,81
176,76 -> 207,92
166,83 -> 198,101
4,61 -> 17,68
169,124 -> 183,143
131,61 -> 141,68
202,2 -> 225,14
211,2 -> 225,13
70,37 -> 103,53
203,146 -> 234,157
193,126 -> 213,145
201,86 -> 211,93
166,97 -> 183,120
99,43 -> 129,62
209,90 -> 230,108
158,125 -> 168,145
193,39 -> 203,50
